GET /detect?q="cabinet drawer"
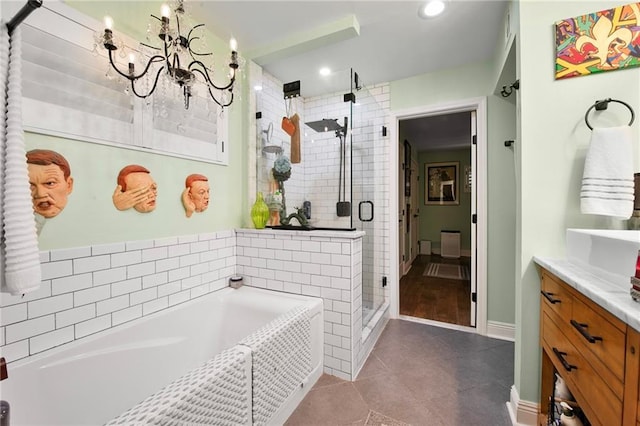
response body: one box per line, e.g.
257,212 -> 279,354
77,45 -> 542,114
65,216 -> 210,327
541,272 -> 573,323
571,296 -> 626,383
542,311 -> 623,426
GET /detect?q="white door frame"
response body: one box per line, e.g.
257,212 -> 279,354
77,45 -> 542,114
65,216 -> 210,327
388,96 -> 488,336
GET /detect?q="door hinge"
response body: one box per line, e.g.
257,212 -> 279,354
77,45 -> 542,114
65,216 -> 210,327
382,276 -> 387,287
472,135 -> 477,145
472,214 -> 477,224
472,292 -> 477,303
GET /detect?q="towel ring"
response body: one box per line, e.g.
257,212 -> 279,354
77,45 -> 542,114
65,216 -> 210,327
584,98 -> 635,130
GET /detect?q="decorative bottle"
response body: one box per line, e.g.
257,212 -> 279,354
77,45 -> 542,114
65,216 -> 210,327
251,192 -> 270,229
559,402 -> 583,426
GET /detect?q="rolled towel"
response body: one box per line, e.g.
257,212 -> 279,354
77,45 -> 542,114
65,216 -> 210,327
580,126 -> 634,219
2,26 -> 42,295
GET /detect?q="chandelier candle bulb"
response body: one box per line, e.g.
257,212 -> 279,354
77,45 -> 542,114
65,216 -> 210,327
161,4 -> 171,19
230,38 -> 238,52
103,16 -> 113,31
128,53 -> 135,75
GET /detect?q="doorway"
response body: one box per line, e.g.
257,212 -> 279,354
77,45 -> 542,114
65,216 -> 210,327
390,98 -> 487,334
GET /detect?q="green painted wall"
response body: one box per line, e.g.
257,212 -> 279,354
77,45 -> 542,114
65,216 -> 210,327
390,61 -> 493,111
417,149 -> 472,252
516,0 -> 640,404
17,1 -> 249,250
27,132 -> 246,250
487,94 -> 516,326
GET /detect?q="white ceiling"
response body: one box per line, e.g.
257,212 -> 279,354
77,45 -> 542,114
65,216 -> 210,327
191,0 -> 509,152
191,1 -> 509,97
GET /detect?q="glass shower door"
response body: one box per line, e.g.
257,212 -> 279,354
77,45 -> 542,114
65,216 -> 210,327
350,73 -> 386,327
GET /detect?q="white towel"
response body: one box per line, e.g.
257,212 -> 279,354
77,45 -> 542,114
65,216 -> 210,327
1,24 -> 42,295
580,126 -> 635,219
0,23 -> 9,294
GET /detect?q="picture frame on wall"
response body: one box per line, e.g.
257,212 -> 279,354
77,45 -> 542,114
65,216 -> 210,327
425,161 -> 459,205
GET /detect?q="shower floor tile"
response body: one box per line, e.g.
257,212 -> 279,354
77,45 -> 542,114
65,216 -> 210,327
285,319 -> 513,426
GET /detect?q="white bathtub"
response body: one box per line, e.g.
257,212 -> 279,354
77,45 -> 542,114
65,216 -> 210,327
1,286 -> 324,425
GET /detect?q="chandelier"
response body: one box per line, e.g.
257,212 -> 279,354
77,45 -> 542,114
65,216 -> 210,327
99,0 -> 239,110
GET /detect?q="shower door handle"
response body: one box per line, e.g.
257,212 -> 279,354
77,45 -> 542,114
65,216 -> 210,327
358,201 -> 374,222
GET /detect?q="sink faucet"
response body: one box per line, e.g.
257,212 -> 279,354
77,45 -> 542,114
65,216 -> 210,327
281,207 -> 309,227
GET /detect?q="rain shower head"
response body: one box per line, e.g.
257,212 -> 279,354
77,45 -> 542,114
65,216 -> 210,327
305,118 -> 343,133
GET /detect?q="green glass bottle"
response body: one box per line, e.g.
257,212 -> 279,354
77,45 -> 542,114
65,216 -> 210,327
251,192 -> 270,229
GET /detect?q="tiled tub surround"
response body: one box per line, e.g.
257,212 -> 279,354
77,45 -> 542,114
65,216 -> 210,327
0,231 -> 236,363
1,286 -> 323,425
236,228 -> 389,381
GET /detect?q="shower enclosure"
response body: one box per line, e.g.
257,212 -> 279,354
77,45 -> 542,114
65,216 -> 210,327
254,68 -> 388,329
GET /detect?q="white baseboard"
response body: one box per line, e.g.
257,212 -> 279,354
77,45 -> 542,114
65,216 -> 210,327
507,385 -> 538,426
487,320 -> 515,341
402,262 -> 411,276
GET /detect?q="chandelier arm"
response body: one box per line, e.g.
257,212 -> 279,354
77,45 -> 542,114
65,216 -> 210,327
140,42 -> 162,52
175,13 -> 182,38
187,24 -> 205,42
108,50 -> 165,82
130,65 -> 165,99
189,60 -> 235,91
190,68 -> 231,108
186,36 -> 213,60
132,56 -> 166,81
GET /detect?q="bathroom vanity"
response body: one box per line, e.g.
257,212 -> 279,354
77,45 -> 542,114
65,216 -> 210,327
535,229 -> 640,426
537,267 -> 638,425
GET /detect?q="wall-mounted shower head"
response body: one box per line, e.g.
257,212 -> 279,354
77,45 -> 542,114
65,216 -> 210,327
261,121 -> 282,154
305,118 -> 343,133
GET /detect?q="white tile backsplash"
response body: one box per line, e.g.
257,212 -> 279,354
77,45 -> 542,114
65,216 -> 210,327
57,304 -> 96,328
41,260 -> 73,281
112,305 -> 142,326
1,304 -> 27,325
28,294 -> 73,319
6,315 -> 55,344
0,231 -> 237,364
75,315 -> 111,339
73,255 -> 111,274
235,228 -> 370,379
51,273 -> 93,295
30,326 -> 74,354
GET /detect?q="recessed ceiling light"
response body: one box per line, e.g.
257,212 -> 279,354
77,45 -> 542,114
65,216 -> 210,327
418,0 -> 446,18
253,85 -> 263,91
319,67 -> 331,76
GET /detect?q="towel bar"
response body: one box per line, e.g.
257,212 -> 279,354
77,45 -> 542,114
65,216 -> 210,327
585,98 -> 635,130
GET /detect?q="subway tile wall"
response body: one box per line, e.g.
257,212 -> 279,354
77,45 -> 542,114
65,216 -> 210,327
0,228 -> 387,382
0,231 -> 236,364
256,71 -> 390,232
236,228 -> 372,381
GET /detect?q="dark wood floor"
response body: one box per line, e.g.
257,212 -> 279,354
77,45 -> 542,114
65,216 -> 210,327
399,254 -> 472,326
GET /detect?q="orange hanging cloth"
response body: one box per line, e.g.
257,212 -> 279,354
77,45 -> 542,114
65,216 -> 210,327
290,113 -> 301,163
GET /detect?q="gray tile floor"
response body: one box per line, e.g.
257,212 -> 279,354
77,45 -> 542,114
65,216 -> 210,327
286,319 -> 514,426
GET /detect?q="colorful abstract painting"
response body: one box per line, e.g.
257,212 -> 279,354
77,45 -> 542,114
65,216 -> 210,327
555,2 -> 640,79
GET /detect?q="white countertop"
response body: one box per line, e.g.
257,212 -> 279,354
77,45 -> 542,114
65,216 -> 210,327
237,228 -> 365,239
534,257 -> 640,332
